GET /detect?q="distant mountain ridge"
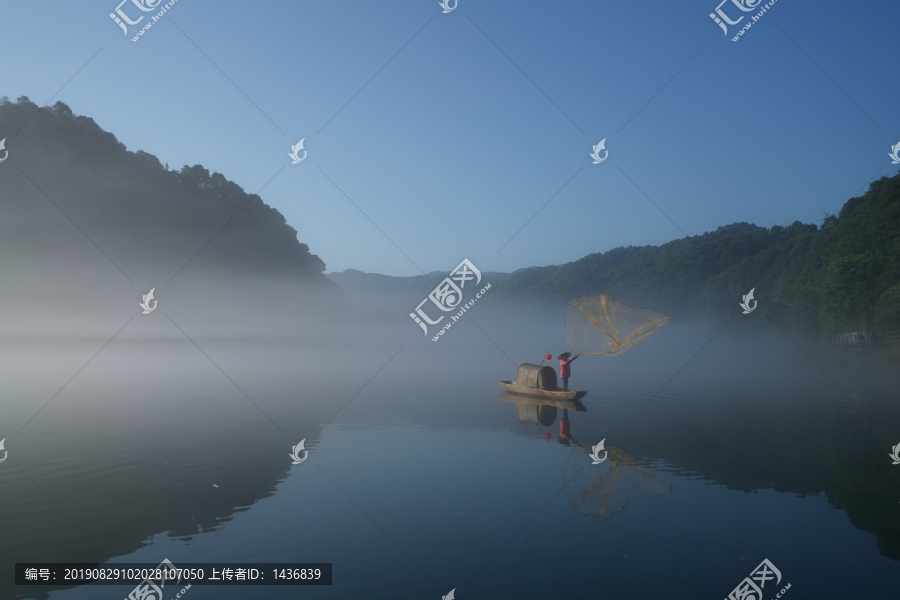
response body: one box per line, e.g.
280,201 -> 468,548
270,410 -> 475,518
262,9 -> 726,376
327,268 -> 512,310
327,268 -> 513,286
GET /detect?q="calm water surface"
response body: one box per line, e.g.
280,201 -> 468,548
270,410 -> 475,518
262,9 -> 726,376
2,321 -> 899,599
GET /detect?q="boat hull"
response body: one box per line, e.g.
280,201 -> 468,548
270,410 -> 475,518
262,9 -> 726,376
498,380 -> 586,402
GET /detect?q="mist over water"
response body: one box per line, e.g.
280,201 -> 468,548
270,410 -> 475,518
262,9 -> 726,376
3,1 -> 899,595
2,280 -> 898,599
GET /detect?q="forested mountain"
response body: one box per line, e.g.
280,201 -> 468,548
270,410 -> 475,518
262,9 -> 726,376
494,173 -> 900,341
0,96 -> 330,284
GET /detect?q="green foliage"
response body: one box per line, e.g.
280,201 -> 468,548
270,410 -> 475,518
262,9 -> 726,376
0,97 -> 330,283
497,173 -> 900,341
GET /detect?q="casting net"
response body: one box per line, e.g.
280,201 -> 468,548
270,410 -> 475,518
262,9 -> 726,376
565,294 -> 670,356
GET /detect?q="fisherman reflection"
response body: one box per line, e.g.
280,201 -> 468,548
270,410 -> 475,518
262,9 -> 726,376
557,408 -> 576,446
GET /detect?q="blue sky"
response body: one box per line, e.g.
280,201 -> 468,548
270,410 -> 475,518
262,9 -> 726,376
2,0 -> 898,276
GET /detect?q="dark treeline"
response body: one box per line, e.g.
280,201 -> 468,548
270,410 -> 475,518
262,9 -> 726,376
0,96 -> 331,285
494,173 -> 900,343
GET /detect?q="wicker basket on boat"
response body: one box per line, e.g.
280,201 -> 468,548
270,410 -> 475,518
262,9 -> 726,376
515,363 -> 558,390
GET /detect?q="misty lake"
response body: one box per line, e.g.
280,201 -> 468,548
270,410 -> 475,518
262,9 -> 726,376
4,2 -> 900,598
3,308 -> 899,599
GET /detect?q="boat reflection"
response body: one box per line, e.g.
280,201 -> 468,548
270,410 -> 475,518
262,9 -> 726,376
499,391 -> 673,519
498,390 -> 585,428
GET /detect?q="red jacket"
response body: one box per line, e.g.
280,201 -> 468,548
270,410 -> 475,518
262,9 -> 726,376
560,359 -> 571,378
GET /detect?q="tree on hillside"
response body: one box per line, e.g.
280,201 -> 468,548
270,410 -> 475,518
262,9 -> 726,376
825,250 -> 886,349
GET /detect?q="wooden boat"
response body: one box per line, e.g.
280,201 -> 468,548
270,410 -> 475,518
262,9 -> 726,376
498,380 -> 586,401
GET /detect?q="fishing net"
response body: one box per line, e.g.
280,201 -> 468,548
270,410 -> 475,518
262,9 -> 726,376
565,294 -> 670,356
564,446 -> 672,519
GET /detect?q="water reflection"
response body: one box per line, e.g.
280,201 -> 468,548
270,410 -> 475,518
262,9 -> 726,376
500,391 -> 673,519
563,445 -> 673,520
498,391 -> 585,427
5,326 -> 900,599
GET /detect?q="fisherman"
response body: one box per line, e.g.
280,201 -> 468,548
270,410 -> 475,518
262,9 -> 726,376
557,352 -> 580,391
